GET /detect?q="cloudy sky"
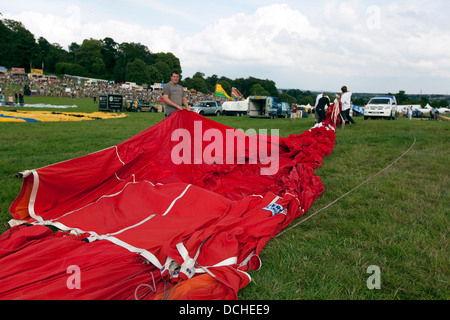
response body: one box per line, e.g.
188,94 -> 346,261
3,0 -> 449,94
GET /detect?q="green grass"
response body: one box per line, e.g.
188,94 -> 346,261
1,97 -> 448,300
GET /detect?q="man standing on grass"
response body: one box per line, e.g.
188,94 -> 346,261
316,92 -> 330,123
163,70 -> 190,117
341,86 -> 355,125
290,103 -> 298,121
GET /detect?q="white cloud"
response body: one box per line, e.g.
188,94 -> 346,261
4,6 -> 180,52
81,20 -> 180,53
177,4 -> 321,69
4,8 -> 82,45
3,1 -> 450,93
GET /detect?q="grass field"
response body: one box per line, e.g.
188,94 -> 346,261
1,96 -> 448,300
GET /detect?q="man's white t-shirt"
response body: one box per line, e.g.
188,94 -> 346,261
341,92 -> 352,111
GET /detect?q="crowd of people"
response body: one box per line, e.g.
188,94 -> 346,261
0,74 -> 217,106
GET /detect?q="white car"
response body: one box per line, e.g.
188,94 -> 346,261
364,96 -> 398,120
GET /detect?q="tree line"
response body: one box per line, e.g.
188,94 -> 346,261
1,18 -> 448,107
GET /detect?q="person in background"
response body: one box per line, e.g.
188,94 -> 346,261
8,94 -> 14,107
430,107 -> 438,120
340,86 -> 355,124
290,103 -> 298,121
314,92 -> 327,123
19,91 -> 24,106
316,92 -> 330,123
332,93 -> 345,129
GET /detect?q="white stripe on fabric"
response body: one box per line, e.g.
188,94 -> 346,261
194,256 -> 238,274
268,196 -> 280,205
211,256 -> 238,267
28,170 -> 43,223
115,145 -> 125,165
162,184 -> 192,216
237,269 -> 252,283
100,235 -> 163,269
239,250 -> 256,268
47,221 -> 99,238
176,242 -> 190,261
194,257 -> 252,283
107,215 -> 156,236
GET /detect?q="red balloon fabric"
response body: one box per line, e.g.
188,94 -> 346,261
1,110 -> 336,299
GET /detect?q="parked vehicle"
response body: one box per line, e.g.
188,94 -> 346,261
277,102 -> 292,118
221,99 -> 249,116
191,100 -> 223,116
98,94 -> 123,112
125,99 -> 158,112
364,95 -> 398,120
248,96 -> 279,118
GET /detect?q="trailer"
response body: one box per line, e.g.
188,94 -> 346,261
248,96 -> 278,118
98,94 -> 123,112
221,98 -> 249,116
125,99 -> 158,112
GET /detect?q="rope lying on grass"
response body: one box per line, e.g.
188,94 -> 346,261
275,136 -> 417,239
0,172 -> 26,179
0,174 -> 16,179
